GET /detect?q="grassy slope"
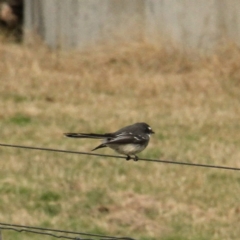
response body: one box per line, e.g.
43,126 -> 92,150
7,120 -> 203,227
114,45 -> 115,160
0,39 -> 240,240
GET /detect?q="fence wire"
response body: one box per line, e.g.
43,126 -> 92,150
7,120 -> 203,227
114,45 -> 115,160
0,143 -> 239,240
0,143 -> 240,171
0,223 -> 135,240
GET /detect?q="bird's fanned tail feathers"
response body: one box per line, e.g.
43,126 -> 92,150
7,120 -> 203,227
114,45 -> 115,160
91,144 -> 107,151
64,133 -> 113,139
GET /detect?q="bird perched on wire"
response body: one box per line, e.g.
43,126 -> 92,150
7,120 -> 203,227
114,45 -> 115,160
64,122 -> 154,161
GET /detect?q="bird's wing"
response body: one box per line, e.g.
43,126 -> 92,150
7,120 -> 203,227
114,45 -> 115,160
105,133 -> 146,145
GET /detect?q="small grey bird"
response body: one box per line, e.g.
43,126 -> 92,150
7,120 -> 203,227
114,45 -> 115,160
64,122 -> 154,161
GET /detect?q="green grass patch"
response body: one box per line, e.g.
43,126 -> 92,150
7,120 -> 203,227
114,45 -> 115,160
39,191 -> 62,202
85,188 -> 113,206
8,114 -> 32,126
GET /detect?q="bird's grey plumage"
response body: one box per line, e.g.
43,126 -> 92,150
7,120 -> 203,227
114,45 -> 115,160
64,122 -> 154,161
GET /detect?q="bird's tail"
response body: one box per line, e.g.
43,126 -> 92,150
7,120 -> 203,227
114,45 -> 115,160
64,132 -> 113,139
91,143 -> 107,151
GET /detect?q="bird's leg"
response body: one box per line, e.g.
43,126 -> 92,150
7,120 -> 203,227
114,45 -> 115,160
133,155 -> 139,161
126,155 -> 131,161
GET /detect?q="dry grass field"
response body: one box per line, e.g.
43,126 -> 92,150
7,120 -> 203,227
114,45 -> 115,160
0,36 -> 240,240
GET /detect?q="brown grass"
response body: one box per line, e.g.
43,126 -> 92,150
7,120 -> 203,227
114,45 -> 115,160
0,38 -> 240,240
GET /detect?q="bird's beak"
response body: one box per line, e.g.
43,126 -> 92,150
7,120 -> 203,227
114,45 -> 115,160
151,130 -> 155,134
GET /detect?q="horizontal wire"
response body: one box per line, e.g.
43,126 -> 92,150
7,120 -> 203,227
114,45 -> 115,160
0,223 -> 135,240
0,143 -> 240,171
0,226 -> 77,240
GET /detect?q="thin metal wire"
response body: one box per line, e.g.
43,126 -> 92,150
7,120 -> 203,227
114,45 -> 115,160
0,226 -> 77,240
0,143 -> 240,171
0,223 -> 135,240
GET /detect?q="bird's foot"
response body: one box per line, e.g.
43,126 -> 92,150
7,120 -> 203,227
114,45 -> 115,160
126,155 -> 139,161
133,155 -> 139,161
126,155 -> 138,162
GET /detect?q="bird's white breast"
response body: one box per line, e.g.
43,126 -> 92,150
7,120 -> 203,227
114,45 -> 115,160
107,143 -> 146,155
